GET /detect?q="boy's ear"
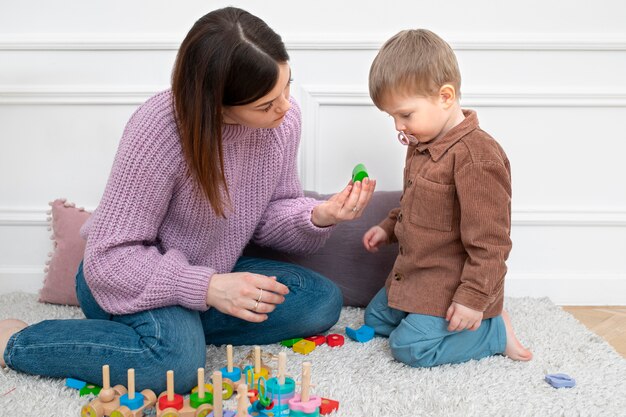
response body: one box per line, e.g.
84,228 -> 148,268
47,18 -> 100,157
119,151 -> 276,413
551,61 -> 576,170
439,84 -> 457,108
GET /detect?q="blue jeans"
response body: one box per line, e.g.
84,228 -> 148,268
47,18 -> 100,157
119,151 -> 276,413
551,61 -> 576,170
364,287 -> 506,367
4,257 -> 342,393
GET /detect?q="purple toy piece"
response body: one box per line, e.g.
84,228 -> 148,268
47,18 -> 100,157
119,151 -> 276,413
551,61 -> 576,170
545,373 -> 576,388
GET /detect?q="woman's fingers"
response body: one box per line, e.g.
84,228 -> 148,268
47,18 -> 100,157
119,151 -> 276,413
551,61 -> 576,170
342,178 -> 376,218
232,307 -> 268,323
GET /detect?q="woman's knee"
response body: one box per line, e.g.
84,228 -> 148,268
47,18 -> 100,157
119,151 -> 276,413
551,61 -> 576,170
130,308 -> 207,393
134,335 -> 206,393
309,275 -> 342,332
286,268 -> 343,335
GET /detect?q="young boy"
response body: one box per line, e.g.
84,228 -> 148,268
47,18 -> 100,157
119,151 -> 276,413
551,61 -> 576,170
363,29 -> 532,367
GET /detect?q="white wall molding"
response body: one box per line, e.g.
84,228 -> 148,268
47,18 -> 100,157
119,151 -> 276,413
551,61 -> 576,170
3,85 -> 626,107
0,34 -> 181,51
301,86 -> 626,108
1,33 -> 626,51
0,86 -> 166,105
299,83 -> 626,195
2,206 -> 625,228
0,209 -> 49,226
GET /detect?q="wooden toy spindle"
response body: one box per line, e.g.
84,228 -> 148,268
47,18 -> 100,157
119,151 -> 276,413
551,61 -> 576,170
227,344 -> 234,373
99,364 -> 115,402
198,368 -> 205,399
102,365 -> 111,390
254,346 -> 261,374
278,352 -> 286,385
301,362 -> 311,403
213,371 -> 223,417
236,383 -> 248,416
128,368 -> 135,400
167,370 -> 175,401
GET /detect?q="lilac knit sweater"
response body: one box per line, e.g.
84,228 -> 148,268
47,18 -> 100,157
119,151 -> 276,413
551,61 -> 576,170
80,90 -> 332,315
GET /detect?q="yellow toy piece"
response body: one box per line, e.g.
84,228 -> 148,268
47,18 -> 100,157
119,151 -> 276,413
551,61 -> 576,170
292,339 -> 316,355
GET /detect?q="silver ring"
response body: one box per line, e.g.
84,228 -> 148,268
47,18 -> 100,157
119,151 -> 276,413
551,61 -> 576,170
256,289 -> 264,303
253,300 -> 260,311
352,206 -> 360,212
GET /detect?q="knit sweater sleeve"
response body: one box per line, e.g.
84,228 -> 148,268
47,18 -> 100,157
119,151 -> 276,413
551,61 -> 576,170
81,96 -> 212,315
252,98 -> 333,253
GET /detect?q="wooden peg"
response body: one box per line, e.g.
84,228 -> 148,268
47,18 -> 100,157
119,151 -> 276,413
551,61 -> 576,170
128,368 -> 135,400
236,383 -> 248,416
198,368 -> 205,399
213,371 -> 223,417
254,346 -> 261,374
167,370 -> 174,401
227,344 -> 234,373
99,365 -> 115,402
301,362 -> 311,403
278,352 -> 286,385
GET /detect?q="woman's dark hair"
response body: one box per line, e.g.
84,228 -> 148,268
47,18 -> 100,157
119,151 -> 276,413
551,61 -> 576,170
172,7 -> 289,217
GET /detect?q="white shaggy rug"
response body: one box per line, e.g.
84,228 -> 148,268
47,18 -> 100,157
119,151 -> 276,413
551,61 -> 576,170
1,292 -> 626,417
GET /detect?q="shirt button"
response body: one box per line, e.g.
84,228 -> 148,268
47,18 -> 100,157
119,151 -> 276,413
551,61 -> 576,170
394,272 -> 402,281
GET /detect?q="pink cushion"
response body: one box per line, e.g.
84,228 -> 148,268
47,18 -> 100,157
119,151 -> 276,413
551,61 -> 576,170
39,199 -> 91,306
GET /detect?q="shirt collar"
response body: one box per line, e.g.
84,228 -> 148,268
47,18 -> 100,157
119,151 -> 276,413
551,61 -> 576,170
415,109 -> 479,161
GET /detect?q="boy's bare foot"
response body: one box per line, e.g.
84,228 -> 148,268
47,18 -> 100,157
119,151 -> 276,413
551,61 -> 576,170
0,319 -> 27,368
501,310 -> 533,361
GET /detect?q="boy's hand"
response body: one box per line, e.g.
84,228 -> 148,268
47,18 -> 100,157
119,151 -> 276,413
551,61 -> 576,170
446,302 -> 483,332
363,225 -> 389,252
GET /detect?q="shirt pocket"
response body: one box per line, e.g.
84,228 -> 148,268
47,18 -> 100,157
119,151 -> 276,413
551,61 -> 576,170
408,176 -> 456,232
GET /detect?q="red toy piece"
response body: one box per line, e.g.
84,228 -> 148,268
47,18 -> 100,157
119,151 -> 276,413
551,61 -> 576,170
304,335 -> 326,346
326,334 -> 344,347
319,397 -> 340,415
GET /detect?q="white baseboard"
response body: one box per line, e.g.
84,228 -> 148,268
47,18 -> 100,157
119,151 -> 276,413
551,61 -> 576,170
505,273 -> 626,305
1,268 -> 624,306
0,266 -> 44,295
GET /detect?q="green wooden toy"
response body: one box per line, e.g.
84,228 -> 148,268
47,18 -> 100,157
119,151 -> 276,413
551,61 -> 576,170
351,163 -> 369,183
280,337 -> 303,347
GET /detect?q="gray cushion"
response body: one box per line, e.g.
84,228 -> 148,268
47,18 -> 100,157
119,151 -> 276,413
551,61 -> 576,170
243,191 -> 400,307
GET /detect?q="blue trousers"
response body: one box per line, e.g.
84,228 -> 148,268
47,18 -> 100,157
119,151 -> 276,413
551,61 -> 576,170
365,288 -> 506,367
4,257 -> 342,393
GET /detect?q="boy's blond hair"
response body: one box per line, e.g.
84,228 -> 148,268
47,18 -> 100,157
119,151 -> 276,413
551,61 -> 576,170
369,29 -> 461,109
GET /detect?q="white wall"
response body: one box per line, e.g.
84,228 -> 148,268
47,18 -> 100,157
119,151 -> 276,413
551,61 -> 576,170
1,0 -> 625,304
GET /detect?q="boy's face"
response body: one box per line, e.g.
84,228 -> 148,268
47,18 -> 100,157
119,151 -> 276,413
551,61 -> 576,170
380,92 -> 450,144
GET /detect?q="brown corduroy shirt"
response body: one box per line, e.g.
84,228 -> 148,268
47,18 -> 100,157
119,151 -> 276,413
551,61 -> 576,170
379,109 -> 511,319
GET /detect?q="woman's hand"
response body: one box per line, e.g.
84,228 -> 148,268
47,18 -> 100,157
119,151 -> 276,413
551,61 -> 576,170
206,272 -> 289,322
311,178 -> 377,227
445,302 -> 483,332
362,225 -> 389,252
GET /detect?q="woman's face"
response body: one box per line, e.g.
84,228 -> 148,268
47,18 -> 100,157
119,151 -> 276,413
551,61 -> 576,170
222,62 -> 292,129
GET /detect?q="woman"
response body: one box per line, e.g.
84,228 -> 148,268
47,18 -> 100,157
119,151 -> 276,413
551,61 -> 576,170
0,7 -> 376,393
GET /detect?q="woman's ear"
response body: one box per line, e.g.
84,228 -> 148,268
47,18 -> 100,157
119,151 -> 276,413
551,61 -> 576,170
439,84 -> 457,109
